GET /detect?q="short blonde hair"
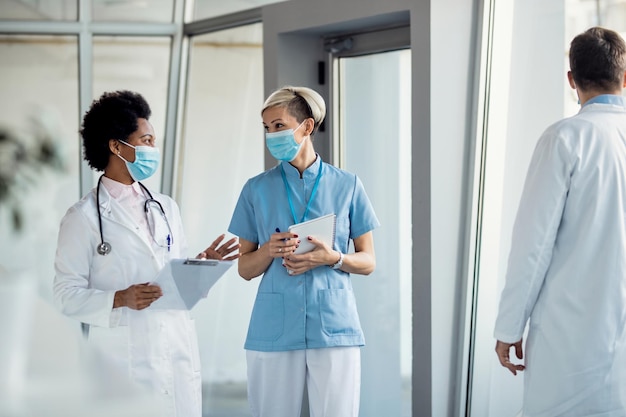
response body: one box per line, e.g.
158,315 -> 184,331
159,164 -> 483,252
262,86 -> 326,134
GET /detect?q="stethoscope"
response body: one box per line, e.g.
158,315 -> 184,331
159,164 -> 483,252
96,175 -> 173,256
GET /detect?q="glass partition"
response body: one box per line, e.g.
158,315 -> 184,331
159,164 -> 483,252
0,0 -> 77,20
91,0 -> 174,22
337,48 -> 412,417
92,35 -> 171,192
0,35 -> 79,300
467,0 -> 626,415
193,0 -> 284,21
177,22 -> 263,416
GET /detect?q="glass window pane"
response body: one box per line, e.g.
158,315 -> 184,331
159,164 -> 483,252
92,0 -> 173,22
193,0 -> 285,21
92,36 -> 171,191
0,35 -> 79,299
0,0 -> 77,20
469,0 -> 626,415
339,49 -> 412,417
178,23 -> 263,416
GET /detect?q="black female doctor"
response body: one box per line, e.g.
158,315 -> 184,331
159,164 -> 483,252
53,90 -> 239,417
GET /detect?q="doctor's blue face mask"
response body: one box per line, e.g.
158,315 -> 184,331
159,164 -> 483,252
265,121 -> 306,162
117,140 -> 160,181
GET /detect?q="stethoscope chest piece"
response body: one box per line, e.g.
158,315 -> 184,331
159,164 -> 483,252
97,241 -> 112,255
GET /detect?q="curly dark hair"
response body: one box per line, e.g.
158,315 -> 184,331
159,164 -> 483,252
80,90 -> 152,171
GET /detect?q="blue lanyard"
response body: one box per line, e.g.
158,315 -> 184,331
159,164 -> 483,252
280,162 -> 323,224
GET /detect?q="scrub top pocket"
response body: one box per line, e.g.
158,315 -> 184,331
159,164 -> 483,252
319,288 -> 362,336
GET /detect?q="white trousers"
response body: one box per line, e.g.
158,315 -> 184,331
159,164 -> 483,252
246,347 -> 361,417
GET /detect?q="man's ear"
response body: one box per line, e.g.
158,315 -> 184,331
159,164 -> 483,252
567,71 -> 576,89
622,70 -> 626,88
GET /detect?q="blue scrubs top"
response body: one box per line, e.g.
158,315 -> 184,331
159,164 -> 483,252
228,156 -> 380,352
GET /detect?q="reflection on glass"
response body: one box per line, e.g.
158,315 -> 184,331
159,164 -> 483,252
339,49 -> 412,417
92,0 -> 173,22
0,35 -> 79,300
92,36 -> 171,192
193,0 -> 284,21
0,0 -> 77,20
178,23 -> 263,416
565,0 -> 626,35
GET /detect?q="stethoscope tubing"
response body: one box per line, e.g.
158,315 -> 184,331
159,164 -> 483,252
95,174 -> 169,256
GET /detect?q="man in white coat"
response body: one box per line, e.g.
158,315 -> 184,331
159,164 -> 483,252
494,27 -> 626,416
54,90 -> 240,417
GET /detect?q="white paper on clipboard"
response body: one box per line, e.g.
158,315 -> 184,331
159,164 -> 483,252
149,258 -> 234,310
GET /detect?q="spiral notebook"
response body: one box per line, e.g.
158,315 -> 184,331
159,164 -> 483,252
288,213 -> 336,254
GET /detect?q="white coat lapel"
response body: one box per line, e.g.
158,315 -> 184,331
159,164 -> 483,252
95,187 -> 157,257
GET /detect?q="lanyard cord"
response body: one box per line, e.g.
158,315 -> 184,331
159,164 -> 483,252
280,161 -> 323,224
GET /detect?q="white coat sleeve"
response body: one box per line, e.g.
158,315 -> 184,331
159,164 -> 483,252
494,129 -> 574,343
53,205 -> 121,328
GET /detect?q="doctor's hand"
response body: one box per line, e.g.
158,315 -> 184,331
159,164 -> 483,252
282,235 -> 336,276
114,283 -> 163,310
198,234 -> 241,261
495,339 -> 526,375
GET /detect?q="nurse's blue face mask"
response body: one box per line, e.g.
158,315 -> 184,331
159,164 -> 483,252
265,121 -> 306,162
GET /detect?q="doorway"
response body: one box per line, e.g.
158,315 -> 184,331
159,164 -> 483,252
333,46 -> 412,417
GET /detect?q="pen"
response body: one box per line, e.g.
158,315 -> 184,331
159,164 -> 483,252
166,234 -> 171,252
276,228 -> 288,242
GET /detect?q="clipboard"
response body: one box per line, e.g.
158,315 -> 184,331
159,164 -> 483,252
288,213 -> 336,254
149,258 -> 234,310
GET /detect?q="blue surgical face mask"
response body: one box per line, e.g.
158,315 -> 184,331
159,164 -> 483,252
117,140 -> 160,181
265,121 -> 306,162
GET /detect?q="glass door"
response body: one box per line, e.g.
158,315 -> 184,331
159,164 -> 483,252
466,1 -> 626,415
334,47 -> 412,417
178,22 -> 264,417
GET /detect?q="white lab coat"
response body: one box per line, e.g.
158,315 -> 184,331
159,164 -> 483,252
53,184 -> 202,417
495,99 -> 626,417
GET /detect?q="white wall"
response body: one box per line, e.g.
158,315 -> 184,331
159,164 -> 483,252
430,0 -> 476,415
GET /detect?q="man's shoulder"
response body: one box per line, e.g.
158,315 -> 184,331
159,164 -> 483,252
543,112 -> 598,137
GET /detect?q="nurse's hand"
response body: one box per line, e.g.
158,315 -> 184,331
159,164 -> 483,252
268,231 -> 299,259
495,339 -> 526,375
282,235 -> 335,275
198,234 -> 241,261
114,283 -> 163,310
